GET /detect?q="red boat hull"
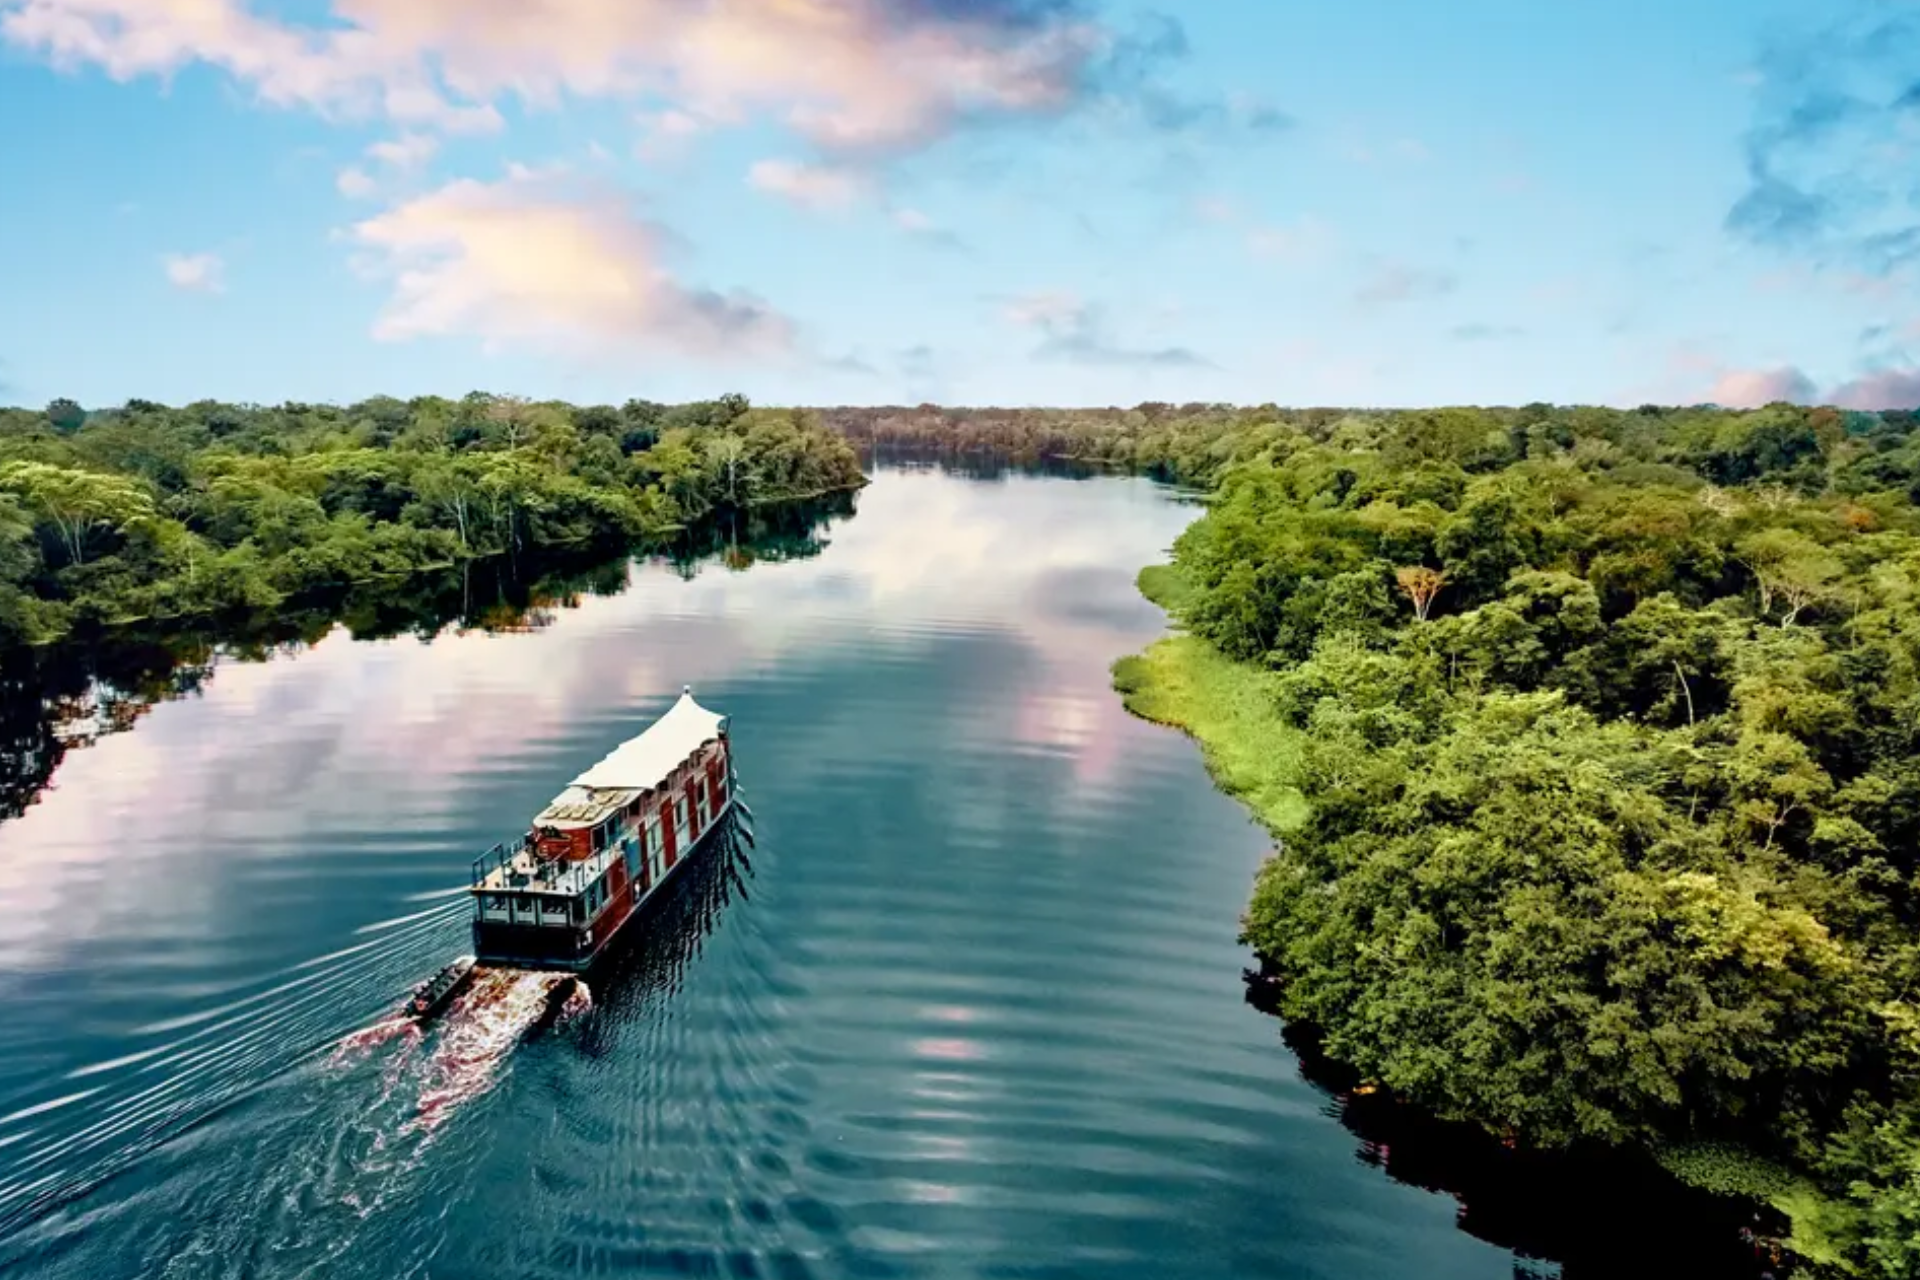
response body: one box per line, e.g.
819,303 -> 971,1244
470,798 -> 734,972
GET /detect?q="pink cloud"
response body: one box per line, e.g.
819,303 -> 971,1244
1694,362 -> 1920,411
2,0 -> 1113,155
746,159 -> 868,211
348,168 -> 794,358
1830,368 -> 1920,411
1706,366 -> 1819,409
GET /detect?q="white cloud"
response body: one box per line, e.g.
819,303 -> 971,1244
366,131 -> 438,169
1339,133 -> 1433,165
1191,195 -> 1238,224
635,107 -> 714,160
0,0 -> 503,132
1192,198 -> 1335,266
162,251 -> 225,293
887,206 -> 966,251
1002,291 -> 1211,368
746,159 -> 868,212
2,0 -> 1110,155
336,165 -> 377,198
1352,262 -> 1457,307
336,131 -> 436,199
347,168 -> 795,358
1004,291 -> 1084,328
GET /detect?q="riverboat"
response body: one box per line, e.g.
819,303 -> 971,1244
468,686 -> 741,971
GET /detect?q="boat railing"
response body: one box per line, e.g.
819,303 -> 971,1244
470,831 -> 597,894
469,832 -> 533,888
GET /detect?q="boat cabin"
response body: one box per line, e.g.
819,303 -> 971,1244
468,687 -> 734,970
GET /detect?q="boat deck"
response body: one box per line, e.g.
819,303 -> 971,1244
474,844 -> 617,898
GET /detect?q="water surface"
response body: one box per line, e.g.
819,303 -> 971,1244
0,464 -> 1754,1279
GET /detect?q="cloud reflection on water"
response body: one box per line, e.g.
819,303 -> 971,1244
0,467 -> 1193,978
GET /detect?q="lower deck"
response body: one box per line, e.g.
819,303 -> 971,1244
471,793 -> 734,971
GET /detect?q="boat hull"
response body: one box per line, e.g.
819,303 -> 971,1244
471,796 -> 736,972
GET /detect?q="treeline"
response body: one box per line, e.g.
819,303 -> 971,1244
0,394 -> 865,645
821,400 -> 1920,491
1090,401 -> 1920,1276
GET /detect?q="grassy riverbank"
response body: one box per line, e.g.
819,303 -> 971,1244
1110,564 -> 1309,834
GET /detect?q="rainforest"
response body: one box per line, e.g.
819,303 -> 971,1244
0,394 -> 865,646
1066,399 -> 1920,1279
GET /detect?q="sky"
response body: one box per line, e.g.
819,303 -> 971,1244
0,0 -> 1916,411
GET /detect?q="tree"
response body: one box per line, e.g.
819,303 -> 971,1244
1395,566 -> 1446,621
484,395 -> 535,449
44,398 -> 86,433
412,455 -> 482,551
0,461 -> 154,566
701,432 -> 752,506
1737,529 -> 1845,625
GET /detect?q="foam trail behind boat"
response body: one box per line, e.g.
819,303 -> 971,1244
404,969 -> 581,1136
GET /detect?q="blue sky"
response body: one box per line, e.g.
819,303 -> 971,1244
0,0 -> 1913,410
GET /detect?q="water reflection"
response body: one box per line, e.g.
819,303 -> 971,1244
0,495 -> 854,825
1246,976 -> 1783,1279
859,445 -> 1115,485
567,817 -> 757,1056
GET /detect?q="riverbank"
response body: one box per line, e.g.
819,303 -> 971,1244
0,395 -> 864,648
1109,564 -> 1308,835
1113,559 -> 1846,1277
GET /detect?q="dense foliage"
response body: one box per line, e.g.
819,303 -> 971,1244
0,394 -> 864,645
1105,401 -> 1920,1275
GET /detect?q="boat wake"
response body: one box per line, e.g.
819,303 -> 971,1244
332,966 -> 591,1140
0,897 -> 474,1240
327,1016 -> 421,1066
0,911 -> 589,1247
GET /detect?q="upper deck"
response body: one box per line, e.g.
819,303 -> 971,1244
469,687 -> 730,901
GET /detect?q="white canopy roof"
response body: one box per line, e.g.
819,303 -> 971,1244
571,687 -> 726,791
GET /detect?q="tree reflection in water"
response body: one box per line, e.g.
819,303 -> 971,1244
1246,977 -> 1789,1280
0,495 -> 855,822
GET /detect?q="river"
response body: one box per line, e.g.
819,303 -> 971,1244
0,461 -> 1766,1279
